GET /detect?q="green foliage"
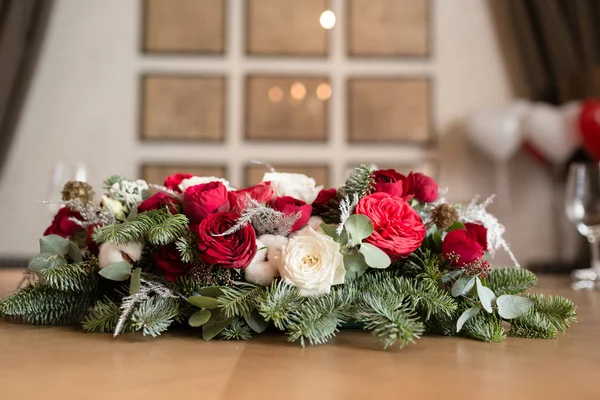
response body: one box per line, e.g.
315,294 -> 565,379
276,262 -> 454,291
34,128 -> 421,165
38,260 -> 99,292
93,209 -> 188,245
403,249 -> 444,285
257,281 -> 303,330
0,284 -> 91,325
509,311 -> 558,339
98,261 -> 132,281
460,310 -> 506,342
83,297 -> 129,333
219,317 -> 253,341
487,268 -> 537,295
340,164 -> 375,200
219,283 -> 266,318
496,294 -> 534,319
175,230 -> 200,263
526,294 -> 577,332
130,296 -> 180,337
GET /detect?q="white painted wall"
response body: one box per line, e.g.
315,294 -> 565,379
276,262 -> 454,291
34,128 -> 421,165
0,0 -> 559,266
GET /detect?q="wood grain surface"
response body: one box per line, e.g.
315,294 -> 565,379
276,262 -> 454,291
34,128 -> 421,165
1,270 -> 598,399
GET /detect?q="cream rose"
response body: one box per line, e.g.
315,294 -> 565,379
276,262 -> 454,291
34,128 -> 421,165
98,242 -> 144,269
261,172 -> 322,204
178,176 -> 234,192
278,227 -> 345,297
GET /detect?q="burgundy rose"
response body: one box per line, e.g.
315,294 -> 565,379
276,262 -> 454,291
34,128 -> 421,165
86,224 -> 101,256
164,173 -> 192,192
271,196 -> 312,232
371,169 -> 411,199
197,212 -> 257,269
183,181 -> 230,225
311,188 -> 337,215
442,223 -> 488,267
138,192 -> 179,214
407,172 -> 439,203
229,182 -> 275,214
43,207 -> 85,239
155,245 -> 191,282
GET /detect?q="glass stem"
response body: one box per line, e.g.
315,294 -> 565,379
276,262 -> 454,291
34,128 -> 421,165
587,235 -> 600,273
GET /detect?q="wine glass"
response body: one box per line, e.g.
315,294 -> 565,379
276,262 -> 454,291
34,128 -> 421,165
565,162 -> 600,289
45,161 -> 90,216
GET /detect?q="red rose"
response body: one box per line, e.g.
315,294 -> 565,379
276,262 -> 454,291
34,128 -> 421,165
197,212 -> 257,269
164,173 -> 192,192
43,207 -> 85,239
155,245 -> 191,282
442,223 -> 488,267
311,188 -> 337,215
138,192 -> 179,214
86,224 -> 101,256
271,196 -> 312,232
371,169 -> 411,199
407,172 -> 439,203
355,192 -> 425,259
229,182 -> 275,213
183,181 -> 230,224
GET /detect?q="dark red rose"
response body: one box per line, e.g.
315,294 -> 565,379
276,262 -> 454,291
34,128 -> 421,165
311,188 -> 337,215
229,182 -> 275,214
407,172 -> 439,203
43,207 -> 85,239
271,196 -> 312,232
155,245 -> 191,282
197,212 -> 257,269
371,169 -> 411,199
442,223 -> 488,267
86,224 -> 101,256
355,192 -> 426,259
138,192 -> 179,214
164,173 -> 193,192
183,181 -> 230,224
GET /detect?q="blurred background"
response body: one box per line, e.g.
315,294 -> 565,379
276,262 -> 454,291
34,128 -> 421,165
0,0 -> 597,270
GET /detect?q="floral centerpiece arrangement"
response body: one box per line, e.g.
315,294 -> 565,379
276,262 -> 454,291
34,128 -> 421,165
0,165 -> 576,348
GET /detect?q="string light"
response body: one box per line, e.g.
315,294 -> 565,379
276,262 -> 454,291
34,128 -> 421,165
319,10 -> 336,29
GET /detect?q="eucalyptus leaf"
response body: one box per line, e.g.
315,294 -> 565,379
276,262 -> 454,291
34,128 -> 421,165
197,287 -> 224,298
189,309 -> 212,327
129,268 -> 141,295
496,295 -> 534,319
39,235 -> 70,256
67,242 -> 83,263
188,295 -> 220,309
442,270 -> 462,284
344,214 -> 374,246
448,221 -> 466,232
28,253 -> 67,272
202,309 -> 231,340
343,253 -> 369,280
320,223 -> 339,240
475,277 -> 496,313
98,261 -> 132,281
451,275 -> 476,297
456,306 -> 481,332
244,311 -> 269,333
359,242 -> 391,269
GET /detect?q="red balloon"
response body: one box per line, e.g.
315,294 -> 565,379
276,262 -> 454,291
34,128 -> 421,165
578,99 -> 600,160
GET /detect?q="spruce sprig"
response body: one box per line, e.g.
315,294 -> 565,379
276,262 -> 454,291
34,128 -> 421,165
486,268 -> 538,295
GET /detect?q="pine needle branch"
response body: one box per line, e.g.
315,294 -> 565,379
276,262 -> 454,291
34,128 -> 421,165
219,283 -> 266,318
340,164 -> 375,200
486,268 -> 537,295
257,281 -> 303,330
82,297 -> 131,333
146,213 -> 189,246
219,317 -> 253,340
38,260 -> 99,293
526,294 -> 577,332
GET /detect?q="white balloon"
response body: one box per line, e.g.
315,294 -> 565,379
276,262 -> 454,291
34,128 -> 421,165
466,101 -> 529,161
522,102 -> 581,164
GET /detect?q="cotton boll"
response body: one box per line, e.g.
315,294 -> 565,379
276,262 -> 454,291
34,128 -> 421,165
245,260 -> 278,286
98,241 -> 144,268
259,234 -> 288,267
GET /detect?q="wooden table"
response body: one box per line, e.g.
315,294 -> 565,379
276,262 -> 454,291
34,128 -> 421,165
1,269 -> 599,399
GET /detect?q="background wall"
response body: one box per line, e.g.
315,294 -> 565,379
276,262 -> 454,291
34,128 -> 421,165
0,0 -> 560,266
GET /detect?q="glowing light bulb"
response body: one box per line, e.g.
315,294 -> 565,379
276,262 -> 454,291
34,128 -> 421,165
268,86 -> 283,102
320,10 -> 336,30
316,83 -> 332,100
290,82 -> 307,100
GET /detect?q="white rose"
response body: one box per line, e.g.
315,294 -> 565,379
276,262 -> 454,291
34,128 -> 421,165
178,176 -> 234,192
98,242 -> 144,269
261,172 -> 322,204
245,239 -> 278,286
278,227 -> 345,297
101,195 -> 125,219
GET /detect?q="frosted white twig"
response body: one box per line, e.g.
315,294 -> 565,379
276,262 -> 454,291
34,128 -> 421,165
36,199 -> 116,227
337,193 -> 360,235
114,277 -> 183,337
250,160 -> 276,173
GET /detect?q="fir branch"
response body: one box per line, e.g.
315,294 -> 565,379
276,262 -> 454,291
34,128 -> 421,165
526,294 -> 577,332
487,268 -> 537,295
508,311 -> 557,339
257,281 -> 303,330
425,312 -> 457,337
82,297 -> 130,333
38,260 -> 99,293
93,209 -> 171,244
175,230 -> 201,263
130,296 -> 180,337
340,164 -> 375,200
460,311 -> 506,342
219,283 -> 266,318
219,317 -> 253,340
146,213 -> 189,246
393,276 -> 458,320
